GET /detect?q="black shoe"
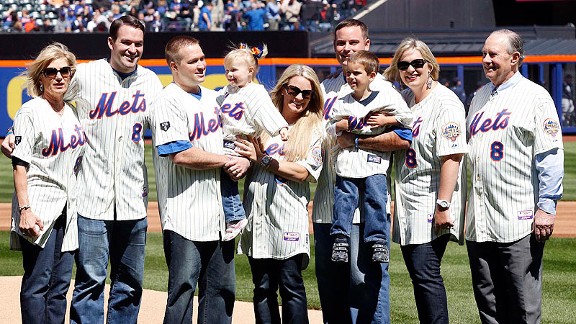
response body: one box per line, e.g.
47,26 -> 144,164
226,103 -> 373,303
331,237 -> 349,263
372,243 -> 389,263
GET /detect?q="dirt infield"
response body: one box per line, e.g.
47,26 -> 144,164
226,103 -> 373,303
1,202 -> 575,237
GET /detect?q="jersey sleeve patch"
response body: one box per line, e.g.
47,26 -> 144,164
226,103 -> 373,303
442,122 -> 461,142
14,136 -> 22,145
543,118 -> 560,138
160,121 -> 171,132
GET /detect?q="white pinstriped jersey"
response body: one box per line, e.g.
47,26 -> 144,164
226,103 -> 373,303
152,84 -> 225,242
330,87 -> 412,178
217,82 -> 288,144
240,127 -> 323,266
392,84 -> 468,246
11,97 -> 86,251
312,73 -> 388,223
67,59 -> 163,221
466,72 -> 563,243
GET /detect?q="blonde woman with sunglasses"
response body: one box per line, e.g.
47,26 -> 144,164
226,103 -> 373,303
10,42 -> 86,324
383,38 -> 467,324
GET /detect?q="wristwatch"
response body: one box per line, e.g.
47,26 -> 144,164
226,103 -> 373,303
260,155 -> 273,168
436,199 -> 450,209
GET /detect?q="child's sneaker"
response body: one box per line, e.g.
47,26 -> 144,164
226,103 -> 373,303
222,219 -> 248,241
372,243 -> 389,263
331,237 -> 349,263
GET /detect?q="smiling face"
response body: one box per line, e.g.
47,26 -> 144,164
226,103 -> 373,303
281,75 -> 313,123
346,61 -> 375,96
398,48 -> 431,91
481,33 -> 519,87
334,26 -> 370,68
40,57 -> 73,99
108,25 -> 144,73
171,43 -> 206,93
224,58 -> 253,88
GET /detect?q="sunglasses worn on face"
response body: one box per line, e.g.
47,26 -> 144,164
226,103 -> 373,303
43,66 -> 73,78
397,59 -> 427,71
284,84 -> 313,99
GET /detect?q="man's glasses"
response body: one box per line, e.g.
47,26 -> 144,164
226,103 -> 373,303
284,84 -> 313,99
42,66 -> 74,78
397,59 -> 427,71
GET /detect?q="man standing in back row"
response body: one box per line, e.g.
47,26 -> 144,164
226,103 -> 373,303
466,29 -> 564,323
68,15 -> 164,323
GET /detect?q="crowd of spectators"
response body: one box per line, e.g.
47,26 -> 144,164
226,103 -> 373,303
0,0 -> 370,33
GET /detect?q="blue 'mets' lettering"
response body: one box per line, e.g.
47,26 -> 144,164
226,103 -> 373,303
470,109 -> 511,136
189,110 -> 221,141
42,125 -> 86,156
220,102 -> 245,120
89,91 -> 147,119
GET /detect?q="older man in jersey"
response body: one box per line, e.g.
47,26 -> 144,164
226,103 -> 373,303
313,19 -> 412,323
466,29 -> 564,323
152,35 -> 250,324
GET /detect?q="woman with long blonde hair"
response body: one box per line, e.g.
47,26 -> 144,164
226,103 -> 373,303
235,64 -> 324,323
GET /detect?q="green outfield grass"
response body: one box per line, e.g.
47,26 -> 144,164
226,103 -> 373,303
1,141 -> 574,203
1,231 -> 575,323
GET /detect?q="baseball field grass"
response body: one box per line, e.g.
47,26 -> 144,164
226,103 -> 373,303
1,231 -> 575,323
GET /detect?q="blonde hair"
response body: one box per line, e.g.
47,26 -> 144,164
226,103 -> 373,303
224,43 -> 268,81
265,64 -> 323,162
23,42 -> 77,97
165,35 -> 200,65
383,38 -> 439,84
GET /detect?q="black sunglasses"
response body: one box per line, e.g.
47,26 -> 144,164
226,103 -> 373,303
397,59 -> 427,71
43,66 -> 73,78
284,84 -> 313,99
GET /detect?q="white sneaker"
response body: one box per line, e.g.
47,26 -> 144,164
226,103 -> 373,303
222,218 -> 248,241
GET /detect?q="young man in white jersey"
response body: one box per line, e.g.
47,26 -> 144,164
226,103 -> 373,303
152,35 -> 250,324
466,29 -> 564,323
313,18 -> 412,323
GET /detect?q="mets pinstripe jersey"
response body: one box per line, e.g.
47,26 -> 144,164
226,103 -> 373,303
239,127 -> 323,266
392,84 -> 468,246
466,72 -> 563,243
11,97 -> 86,251
217,82 -> 288,146
330,87 -> 413,178
152,84 -> 226,241
67,59 -> 163,221
313,73 -> 389,223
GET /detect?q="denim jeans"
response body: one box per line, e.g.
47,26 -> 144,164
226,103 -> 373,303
467,234 -> 544,324
401,234 -> 450,324
221,168 -> 246,223
248,254 -> 309,324
20,212 -> 74,324
332,175 -> 389,244
314,222 -> 390,324
163,230 -> 236,324
71,215 -> 147,324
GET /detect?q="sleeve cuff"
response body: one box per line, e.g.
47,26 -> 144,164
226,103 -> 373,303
537,198 -> 557,215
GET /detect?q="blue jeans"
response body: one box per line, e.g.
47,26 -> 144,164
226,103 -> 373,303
401,234 -> 450,324
163,230 -> 236,324
467,234 -> 544,324
248,254 -> 309,324
332,175 -> 389,244
71,215 -> 147,324
314,222 -> 390,324
221,168 -> 246,223
20,212 -> 74,324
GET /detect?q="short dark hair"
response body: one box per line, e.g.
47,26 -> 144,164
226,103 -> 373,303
165,35 -> 200,65
333,19 -> 369,41
109,15 -> 145,40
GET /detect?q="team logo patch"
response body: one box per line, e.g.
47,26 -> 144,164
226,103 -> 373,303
367,154 -> 381,164
442,122 -> 461,142
427,214 -> 433,223
14,136 -> 22,145
142,185 -> 148,198
160,121 -> 171,132
283,232 -> 300,241
543,118 -> 560,137
517,210 -> 534,220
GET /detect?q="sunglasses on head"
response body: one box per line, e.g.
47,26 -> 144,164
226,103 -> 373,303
397,59 -> 427,71
43,66 -> 73,78
284,84 -> 313,99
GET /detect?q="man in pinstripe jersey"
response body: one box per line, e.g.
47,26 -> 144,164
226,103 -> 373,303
152,36 -> 250,324
466,29 -> 564,324
313,19 -> 412,323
